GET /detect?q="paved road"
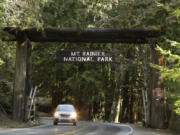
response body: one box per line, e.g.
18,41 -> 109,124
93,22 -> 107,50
0,118 -> 133,135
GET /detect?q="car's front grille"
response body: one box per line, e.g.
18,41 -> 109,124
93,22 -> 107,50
60,114 -> 70,117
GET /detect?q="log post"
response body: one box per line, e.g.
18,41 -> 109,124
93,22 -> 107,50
13,36 -> 31,121
24,39 -> 32,121
149,45 -> 165,128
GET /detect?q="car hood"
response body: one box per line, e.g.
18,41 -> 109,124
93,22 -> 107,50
57,111 -> 74,114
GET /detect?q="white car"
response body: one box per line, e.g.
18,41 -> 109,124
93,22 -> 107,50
53,104 -> 77,126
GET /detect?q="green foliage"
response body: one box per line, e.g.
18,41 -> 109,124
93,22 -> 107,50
0,80 -> 13,113
167,94 -> 180,116
0,0 -> 47,28
174,98 -> 180,115
0,31 -> 16,114
151,45 -> 180,83
0,59 -> 4,66
147,1 -> 180,128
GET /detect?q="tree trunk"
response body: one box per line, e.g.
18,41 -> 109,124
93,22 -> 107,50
114,96 -> 122,123
129,90 -> 134,123
109,47 -> 125,123
104,64 -> 114,121
142,45 -> 151,127
114,63 -> 124,123
108,43 -> 116,122
13,39 -> 31,121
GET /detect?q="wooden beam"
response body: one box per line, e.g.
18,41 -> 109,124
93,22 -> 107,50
4,27 -> 162,43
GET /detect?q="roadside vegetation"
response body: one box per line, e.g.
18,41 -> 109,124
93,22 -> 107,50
0,0 -> 179,133
0,111 -> 40,129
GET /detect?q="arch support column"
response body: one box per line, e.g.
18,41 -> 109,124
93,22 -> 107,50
13,38 -> 31,121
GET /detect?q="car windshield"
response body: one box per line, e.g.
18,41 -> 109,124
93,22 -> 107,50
57,105 -> 75,112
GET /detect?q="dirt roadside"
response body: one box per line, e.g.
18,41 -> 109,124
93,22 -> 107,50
0,113 -> 40,130
127,123 -> 179,135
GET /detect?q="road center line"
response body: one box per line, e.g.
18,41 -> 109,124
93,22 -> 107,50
58,126 -> 87,135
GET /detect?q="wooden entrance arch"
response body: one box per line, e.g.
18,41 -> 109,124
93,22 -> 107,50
4,27 -> 161,121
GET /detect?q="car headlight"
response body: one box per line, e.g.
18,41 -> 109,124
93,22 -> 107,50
71,112 -> 77,118
54,112 -> 59,117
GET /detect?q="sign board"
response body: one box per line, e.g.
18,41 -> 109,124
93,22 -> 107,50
56,51 -> 120,63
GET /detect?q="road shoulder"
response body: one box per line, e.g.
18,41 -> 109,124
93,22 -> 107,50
127,123 -> 176,135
